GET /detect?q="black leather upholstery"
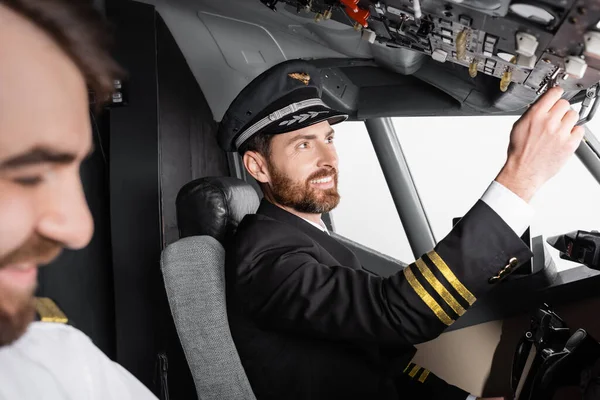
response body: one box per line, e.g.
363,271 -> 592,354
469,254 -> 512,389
176,177 -> 260,244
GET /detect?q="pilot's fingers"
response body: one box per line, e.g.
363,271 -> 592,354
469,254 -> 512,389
566,125 -> 586,152
531,87 -> 565,114
570,125 -> 585,142
561,109 -> 579,129
549,99 -> 572,122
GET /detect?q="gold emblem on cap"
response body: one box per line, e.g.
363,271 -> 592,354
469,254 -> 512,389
288,72 -> 311,85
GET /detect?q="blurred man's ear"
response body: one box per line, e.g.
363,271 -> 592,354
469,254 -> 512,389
242,151 -> 271,184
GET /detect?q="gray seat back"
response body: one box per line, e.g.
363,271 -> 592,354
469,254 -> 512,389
161,236 -> 256,399
160,177 -> 260,400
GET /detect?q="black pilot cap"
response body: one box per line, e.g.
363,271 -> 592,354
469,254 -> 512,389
217,60 -> 348,153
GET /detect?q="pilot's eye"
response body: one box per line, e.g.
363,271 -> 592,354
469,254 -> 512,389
326,137 -> 335,144
298,142 -> 309,149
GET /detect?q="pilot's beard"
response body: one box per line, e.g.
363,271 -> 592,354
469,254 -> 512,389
268,162 -> 340,214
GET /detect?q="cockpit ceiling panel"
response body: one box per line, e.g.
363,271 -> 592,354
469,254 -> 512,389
197,11 -> 287,74
262,0 -> 600,96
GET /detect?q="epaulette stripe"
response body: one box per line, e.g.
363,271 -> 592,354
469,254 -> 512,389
404,266 -> 454,326
428,251 -> 477,306
403,362 -> 413,374
408,365 -> 421,378
418,369 -> 430,383
35,298 -> 68,324
415,258 -> 466,317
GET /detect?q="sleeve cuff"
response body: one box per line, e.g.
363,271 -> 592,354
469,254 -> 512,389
481,180 -> 535,237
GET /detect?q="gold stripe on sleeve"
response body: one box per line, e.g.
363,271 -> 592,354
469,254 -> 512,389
404,266 -> 454,326
409,365 -> 421,378
428,251 -> 477,306
415,258 -> 466,317
419,369 -> 431,383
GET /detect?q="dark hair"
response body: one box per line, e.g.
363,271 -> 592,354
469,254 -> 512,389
1,0 -> 123,109
239,132 -> 276,157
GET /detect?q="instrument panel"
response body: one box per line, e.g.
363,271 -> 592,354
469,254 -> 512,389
260,0 -> 600,97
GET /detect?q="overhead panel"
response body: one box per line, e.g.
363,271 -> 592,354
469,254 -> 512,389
259,0 -> 600,100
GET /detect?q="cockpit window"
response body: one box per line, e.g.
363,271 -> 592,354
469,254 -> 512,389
331,121 -> 414,263
328,117 -> 600,272
393,115 -> 600,272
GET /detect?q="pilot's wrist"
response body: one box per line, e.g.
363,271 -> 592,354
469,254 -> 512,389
495,163 -> 540,203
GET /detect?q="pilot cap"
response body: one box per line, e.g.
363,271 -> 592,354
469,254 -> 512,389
218,60 -> 348,153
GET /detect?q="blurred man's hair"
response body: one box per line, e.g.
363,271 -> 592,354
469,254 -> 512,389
1,0 -> 122,108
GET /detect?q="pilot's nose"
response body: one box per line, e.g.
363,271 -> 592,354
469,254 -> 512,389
37,171 -> 94,250
317,141 -> 339,170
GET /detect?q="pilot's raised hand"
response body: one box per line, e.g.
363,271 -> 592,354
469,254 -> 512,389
495,86 -> 585,202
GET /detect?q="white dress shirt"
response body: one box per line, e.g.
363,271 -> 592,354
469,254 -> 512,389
0,322 -> 157,400
480,180 -> 534,237
301,180 -> 533,400
301,218 -> 330,234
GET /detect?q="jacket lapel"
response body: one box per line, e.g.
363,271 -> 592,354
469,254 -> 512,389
257,200 -> 362,269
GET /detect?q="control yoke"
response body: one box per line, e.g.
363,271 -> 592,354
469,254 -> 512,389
547,230 -> 600,271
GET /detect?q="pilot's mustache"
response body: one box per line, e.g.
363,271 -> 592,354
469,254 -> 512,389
307,168 -> 337,183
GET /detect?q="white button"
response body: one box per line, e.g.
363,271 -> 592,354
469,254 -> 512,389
432,49 -> 448,63
515,32 -> 539,58
485,34 -> 498,44
361,29 -> 377,44
564,56 -> 588,79
584,31 -> 600,59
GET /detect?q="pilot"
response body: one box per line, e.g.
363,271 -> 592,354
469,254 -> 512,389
0,1 -> 156,398
217,59 -> 584,400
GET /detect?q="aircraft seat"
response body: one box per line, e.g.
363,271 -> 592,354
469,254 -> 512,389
160,176 -> 259,400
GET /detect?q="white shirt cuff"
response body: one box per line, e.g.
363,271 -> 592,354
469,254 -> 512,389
480,180 -> 535,237
466,395 -> 478,400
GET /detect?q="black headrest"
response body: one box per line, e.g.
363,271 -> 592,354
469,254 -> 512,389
176,177 -> 260,244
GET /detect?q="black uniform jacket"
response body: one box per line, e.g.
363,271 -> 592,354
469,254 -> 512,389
225,199 -> 533,400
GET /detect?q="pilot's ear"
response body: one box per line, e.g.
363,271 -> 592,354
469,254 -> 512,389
243,151 -> 271,184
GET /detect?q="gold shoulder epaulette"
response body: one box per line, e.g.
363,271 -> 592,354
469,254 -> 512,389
35,297 -> 68,324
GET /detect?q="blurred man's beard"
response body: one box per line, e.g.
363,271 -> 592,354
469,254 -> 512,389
0,235 -> 62,347
0,285 -> 35,347
268,162 -> 340,214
